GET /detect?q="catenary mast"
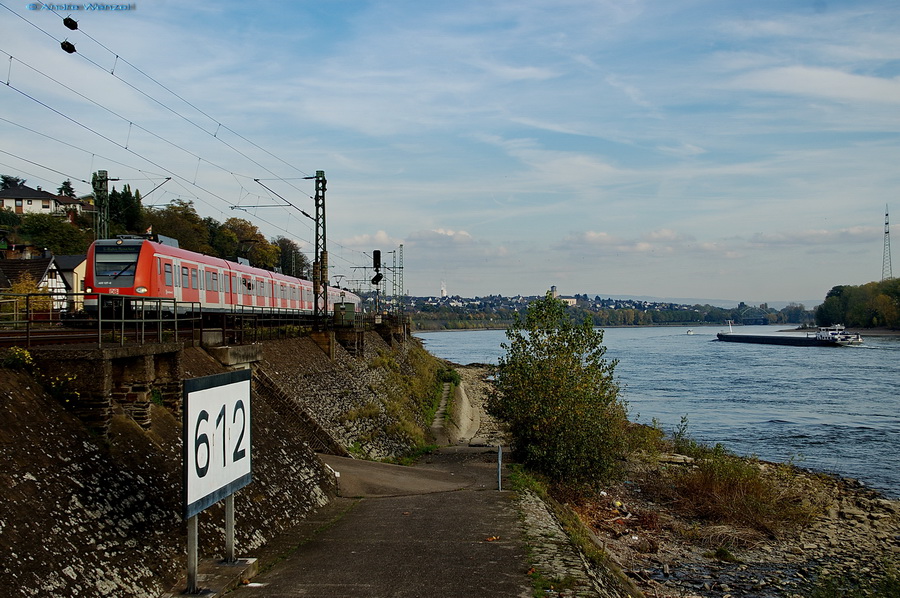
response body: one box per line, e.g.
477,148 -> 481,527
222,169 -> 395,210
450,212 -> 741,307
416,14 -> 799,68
883,205 -> 893,281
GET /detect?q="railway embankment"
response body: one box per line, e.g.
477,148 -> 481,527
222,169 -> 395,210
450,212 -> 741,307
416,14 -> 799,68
0,331 -> 441,597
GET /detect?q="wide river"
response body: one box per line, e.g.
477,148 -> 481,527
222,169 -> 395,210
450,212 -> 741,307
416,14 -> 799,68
416,325 -> 900,498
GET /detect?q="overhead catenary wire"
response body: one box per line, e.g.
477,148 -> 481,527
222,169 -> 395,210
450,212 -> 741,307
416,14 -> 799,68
0,2 -> 376,278
1,16 -> 318,244
0,5 -> 313,211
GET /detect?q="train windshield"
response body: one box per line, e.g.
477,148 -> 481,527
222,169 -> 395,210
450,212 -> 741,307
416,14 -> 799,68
94,244 -> 140,282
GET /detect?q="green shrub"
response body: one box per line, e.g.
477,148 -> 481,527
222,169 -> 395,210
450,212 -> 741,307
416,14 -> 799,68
2,346 -> 35,370
438,367 -> 461,385
489,293 -> 628,489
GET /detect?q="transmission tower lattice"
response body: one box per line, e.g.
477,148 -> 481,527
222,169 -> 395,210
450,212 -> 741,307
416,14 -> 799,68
883,204 -> 893,281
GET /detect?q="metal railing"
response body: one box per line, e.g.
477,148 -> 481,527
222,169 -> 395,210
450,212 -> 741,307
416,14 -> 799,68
0,291 -> 382,348
0,292 -> 200,348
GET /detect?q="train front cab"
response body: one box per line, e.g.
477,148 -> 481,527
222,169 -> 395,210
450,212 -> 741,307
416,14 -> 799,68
85,238 -> 149,318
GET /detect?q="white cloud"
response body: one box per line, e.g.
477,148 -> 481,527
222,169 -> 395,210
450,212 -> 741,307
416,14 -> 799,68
732,66 -> 900,104
340,230 -> 403,248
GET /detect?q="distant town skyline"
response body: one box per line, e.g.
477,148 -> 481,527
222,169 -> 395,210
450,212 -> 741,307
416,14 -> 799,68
3,1 -> 898,303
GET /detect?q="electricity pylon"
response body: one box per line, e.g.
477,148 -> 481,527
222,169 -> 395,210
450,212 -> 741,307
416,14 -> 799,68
883,204 -> 893,281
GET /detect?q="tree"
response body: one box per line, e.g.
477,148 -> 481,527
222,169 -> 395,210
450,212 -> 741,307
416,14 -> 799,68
1,175 -> 26,190
274,236 -> 310,278
108,184 -> 142,233
204,217 -> 239,259
57,180 -> 77,198
20,213 -> 90,255
488,292 -> 628,488
0,208 -> 21,227
5,271 -> 52,311
221,218 -> 278,269
142,200 -> 212,254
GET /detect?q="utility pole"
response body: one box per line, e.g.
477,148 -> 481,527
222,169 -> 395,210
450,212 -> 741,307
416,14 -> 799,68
91,170 -> 118,240
398,244 -> 404,315
883,204 -> 893,281
313,171 -> 328,329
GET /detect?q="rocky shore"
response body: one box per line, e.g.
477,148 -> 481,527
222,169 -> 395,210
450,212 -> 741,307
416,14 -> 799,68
454,364 -> 900,597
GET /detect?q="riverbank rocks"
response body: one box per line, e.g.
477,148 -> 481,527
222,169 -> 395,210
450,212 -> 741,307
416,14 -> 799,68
582,470 -> 900,597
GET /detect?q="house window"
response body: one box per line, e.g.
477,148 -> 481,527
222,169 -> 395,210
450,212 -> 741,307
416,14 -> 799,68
27,199 -> 32,205
42,200 -> 51,209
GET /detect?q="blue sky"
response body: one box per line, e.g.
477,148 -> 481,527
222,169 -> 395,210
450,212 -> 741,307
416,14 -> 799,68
2,1 -> 899,303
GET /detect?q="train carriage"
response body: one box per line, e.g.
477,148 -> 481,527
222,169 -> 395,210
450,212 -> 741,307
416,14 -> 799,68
84,236 -> 360,317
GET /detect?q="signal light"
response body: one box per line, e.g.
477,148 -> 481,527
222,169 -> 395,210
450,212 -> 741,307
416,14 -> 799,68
373,250 -> 381,271
371,273 -> 383,285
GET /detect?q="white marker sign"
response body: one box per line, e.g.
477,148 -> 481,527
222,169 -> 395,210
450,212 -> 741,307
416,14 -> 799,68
183,369 -> 252,519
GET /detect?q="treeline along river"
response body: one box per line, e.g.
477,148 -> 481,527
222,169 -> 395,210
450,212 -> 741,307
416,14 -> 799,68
416,325 -> 900,498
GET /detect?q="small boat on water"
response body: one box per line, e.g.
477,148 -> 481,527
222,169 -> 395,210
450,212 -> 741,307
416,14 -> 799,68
686,329 -> 694,335
716,322 -> 863,347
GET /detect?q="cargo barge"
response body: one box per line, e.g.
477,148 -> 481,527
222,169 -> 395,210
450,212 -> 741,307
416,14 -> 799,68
716,324 -> 863,347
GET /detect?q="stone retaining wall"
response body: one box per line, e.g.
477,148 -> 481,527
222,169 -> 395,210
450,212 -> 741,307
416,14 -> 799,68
0,333 -> 434,597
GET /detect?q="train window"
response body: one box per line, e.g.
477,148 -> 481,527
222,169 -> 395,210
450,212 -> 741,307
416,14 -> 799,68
182,266 -> 189,288
191,269 -> 198,289
156,258 -> 161,274
94,245 -> 139,278
164,263 -> 173,286
212,272 -> 218,292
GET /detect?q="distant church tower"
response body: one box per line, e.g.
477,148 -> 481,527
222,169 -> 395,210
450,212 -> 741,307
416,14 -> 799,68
884,205 -> 893,281
440,281 -> 447,298
550,285 -> 559,299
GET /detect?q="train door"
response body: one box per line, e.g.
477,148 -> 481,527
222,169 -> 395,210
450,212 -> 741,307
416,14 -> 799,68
204,268 -> 220,308
225,272 -> 236,309
180,263 -> 200,303
155,257 -> 176,299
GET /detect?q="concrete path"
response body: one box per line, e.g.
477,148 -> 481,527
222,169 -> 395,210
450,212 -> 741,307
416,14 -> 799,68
229,446 -> 532,597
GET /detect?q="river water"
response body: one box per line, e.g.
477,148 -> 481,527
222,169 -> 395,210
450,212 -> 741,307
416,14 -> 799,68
416,325 -> 900,498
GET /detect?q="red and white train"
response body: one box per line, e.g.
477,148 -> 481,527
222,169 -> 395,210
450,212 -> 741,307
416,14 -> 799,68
84,235 -> 360,316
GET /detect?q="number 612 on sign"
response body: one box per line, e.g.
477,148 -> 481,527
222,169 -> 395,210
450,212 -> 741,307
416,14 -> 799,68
183,369 -> 252,519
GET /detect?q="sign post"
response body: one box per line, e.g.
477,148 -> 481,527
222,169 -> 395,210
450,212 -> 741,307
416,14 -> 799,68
183,369 -> 252,593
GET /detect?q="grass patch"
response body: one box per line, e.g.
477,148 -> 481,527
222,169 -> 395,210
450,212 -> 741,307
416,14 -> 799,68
637,420 -> 827,540
339,402 -> 381,423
